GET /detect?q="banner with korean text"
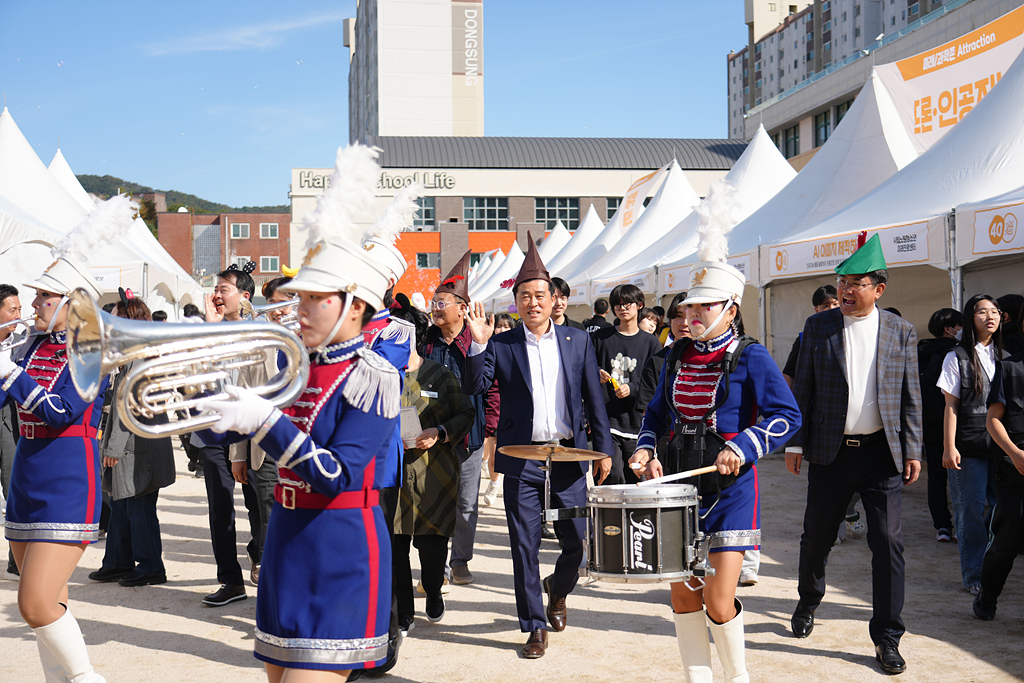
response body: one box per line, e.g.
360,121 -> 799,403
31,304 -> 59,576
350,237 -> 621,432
876,5 -> 1024,153
610,163 -> 670,237
658,252 -> 754,294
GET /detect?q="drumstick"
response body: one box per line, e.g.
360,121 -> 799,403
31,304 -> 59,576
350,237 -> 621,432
636,465 -> 719,486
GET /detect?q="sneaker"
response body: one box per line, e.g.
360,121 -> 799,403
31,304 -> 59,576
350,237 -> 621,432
482,480 -> 499,507
398,614 -> 415,637
738,569 -> 759,586
973,589 -> 996,620
481,460 -> 490,480
961,583 -> 981,595
202,583 -> 247,606
845,518 -> 867,539
416,576 -> 450,595
936,528 -> 952,542
426,594 -> 445,622
450,564 -> 473,585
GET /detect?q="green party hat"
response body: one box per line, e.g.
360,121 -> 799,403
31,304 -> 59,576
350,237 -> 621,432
835,232 -> 887,275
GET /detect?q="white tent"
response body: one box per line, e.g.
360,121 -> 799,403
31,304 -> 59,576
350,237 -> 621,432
0,107 -> 202,315
47,148 -> 205,313
471,241 -> 524,304
559,162 -> 694,290
545,204 -> 607,277
537,221 -> 571,263
468,247 -> 507,300
763,49 -> 1024,359
581,160 -> 701,293
467,249 -> 495,288
593,125 -> 795,297
955,183 -> 1024,297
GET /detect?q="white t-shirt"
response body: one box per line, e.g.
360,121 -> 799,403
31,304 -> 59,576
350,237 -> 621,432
843,307 -> 884,435
937,342 -> 1000,399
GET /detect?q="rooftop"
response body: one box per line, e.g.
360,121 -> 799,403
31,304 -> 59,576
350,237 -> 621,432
366,136 -> 747,171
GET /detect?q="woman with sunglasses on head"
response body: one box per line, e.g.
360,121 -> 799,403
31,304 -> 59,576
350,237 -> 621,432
629,261 -> 800,683
938,294 -> 1004,595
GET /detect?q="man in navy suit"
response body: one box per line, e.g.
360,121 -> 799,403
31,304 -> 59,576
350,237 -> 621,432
463,235 -> 616,659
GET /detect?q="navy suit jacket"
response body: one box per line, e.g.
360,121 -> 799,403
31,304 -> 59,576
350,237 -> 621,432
464,323 -> 614,481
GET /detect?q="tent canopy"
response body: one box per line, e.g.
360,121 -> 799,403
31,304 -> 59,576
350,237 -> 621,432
545,204 -> 607,276
537,221 -> 571,264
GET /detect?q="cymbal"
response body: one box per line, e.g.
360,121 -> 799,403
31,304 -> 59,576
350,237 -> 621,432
499,444 -> 607,462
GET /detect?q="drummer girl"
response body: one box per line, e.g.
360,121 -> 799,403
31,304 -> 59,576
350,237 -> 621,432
629,261 -> 800,683
199,145 -> 400,682
2,254 -> 114,683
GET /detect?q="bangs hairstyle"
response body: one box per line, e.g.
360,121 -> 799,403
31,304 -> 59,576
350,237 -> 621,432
666,292 -> 688,319
551,277 -> 571,298
609,284 -> 645,309
960,294 -> 1003,398
927,308 -> 963,338
640,307 -> 659,322
217,269 -> 256,299
262,276 -> 293,300
812,284 -> 838,307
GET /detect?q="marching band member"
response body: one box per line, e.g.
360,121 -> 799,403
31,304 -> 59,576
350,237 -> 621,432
630,260 -> 800,683
198,145 -> 400,682
2,196 -> 136,683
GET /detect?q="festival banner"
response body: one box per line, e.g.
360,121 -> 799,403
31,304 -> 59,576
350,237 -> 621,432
971,202 -> 1024,256
610,162 -> 670,236
658,252 -> 753,294
875,5 -> 1024,153
90,266 -> 122,291
591,269 -> 656,298
767,221 -> 931,279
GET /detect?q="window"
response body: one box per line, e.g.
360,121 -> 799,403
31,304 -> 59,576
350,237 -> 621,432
463,197 -> 508,230
784,125 -> 800,158
789,4 -> 797,14
855,26 -> 861,37
824,42 -> 831,52
891,16 -> 896,26
814,110 -> 831,147
230,222 -> 250,239
606,198 -> 622,221
822,1 -> 830,10
535,198 -> 579,230
823,20 -> 831,31
794,59 -> 798,69
259,222 -> 278,239
416,253 -> 440,269
768,2 -> 776,10
231,255 -> 250,269
836,98 -> 854,124
469,253 -> 485,268
413,197 -> 435,228
842,11 -> 847,21
909,2 -> 919,14
854,4 -> 861,17
260,256 -> 279,273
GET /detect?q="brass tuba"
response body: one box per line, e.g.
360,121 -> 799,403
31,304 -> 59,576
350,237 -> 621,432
65,288 -> 309,438
0,316 -> 37,352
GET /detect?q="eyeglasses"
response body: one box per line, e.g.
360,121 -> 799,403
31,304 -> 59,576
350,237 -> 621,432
613,302 -> 636,309
430,300 -> 462,310
974,308 -> 1001,318
835,277 -> 877,292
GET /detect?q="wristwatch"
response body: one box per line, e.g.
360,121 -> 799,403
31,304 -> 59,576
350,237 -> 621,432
436,424 -> 448,443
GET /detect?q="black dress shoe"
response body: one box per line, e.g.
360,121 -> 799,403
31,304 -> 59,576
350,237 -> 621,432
791,604 -> 815,638
88,567 -> 134,583
874,639 -> 906,674
202,583 -> 247,606
522,628 -> 548,659
118,570 -> 167,587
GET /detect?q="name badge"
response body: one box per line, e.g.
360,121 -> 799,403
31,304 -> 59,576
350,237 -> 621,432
421,390 -> 438,399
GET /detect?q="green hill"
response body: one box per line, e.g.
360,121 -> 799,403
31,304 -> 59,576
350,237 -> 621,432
76,175 -> 289,214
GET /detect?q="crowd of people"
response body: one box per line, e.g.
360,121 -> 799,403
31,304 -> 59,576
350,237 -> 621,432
2,158 -> 1024,682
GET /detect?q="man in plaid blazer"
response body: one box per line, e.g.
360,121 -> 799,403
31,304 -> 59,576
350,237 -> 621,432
784,237 -> 923,675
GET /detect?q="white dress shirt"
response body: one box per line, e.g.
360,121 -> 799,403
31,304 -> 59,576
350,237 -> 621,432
470,320 -> 573,443
937,341 -> 1000,399
843,306 -> 884,435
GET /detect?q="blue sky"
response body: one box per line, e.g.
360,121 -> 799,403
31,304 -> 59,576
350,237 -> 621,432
0,1 -> 746,208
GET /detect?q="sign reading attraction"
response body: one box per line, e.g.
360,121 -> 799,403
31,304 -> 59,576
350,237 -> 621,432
875,5 -> 1024,153
767,222 -> 930,279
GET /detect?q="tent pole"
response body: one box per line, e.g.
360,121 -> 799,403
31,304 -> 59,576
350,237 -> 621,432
947,210 -> 963,311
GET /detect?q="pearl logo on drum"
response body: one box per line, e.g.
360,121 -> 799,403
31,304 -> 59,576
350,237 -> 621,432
629,513 -> 655,571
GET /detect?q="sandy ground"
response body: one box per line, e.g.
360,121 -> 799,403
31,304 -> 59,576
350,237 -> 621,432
2,452 -> 1023,683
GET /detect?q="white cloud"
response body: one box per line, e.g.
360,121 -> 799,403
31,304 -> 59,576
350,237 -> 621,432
143,12 -> 348,56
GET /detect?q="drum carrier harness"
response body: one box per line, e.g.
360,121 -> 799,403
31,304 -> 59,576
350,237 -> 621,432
661,334 -> 758,506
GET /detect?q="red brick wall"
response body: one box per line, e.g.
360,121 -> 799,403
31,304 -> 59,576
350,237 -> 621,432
157,212 -> 194,273
220,214 -> 291,274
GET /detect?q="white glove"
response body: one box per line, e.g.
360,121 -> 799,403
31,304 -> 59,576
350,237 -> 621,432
0,357 -> 17,381
200,385 -> 276,435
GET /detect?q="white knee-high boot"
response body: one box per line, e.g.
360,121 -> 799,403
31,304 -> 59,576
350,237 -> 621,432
32,606 -> 105,683
36,638 -> 69,682
707,599 -> 749,683
673,610 -> 713,683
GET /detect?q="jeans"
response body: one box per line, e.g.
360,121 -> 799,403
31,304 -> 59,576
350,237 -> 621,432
449,443 -> 482,567
100,491 -> 165,576
947,456 -> 996,589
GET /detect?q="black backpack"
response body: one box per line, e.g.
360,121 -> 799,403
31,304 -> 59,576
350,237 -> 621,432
660,335 -> 758,499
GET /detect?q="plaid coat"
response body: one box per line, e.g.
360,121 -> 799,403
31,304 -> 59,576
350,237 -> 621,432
394,358 -> 475,537
790,307 -> 923,471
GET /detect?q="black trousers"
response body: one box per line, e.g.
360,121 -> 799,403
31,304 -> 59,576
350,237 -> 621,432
798,438 -> 906,644
393,534 -> 450,620
201,444 -> 245,586
980,456 -> 1024,598
923,437 -> 953,531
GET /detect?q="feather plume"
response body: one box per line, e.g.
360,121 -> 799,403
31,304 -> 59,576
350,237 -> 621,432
298,144 -> 381,252
51,194 -> 137,262
695,179 -> 740,263
365,182 -> 423,245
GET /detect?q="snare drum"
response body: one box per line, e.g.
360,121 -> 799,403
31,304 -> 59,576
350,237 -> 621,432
587,483 -> 699,583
